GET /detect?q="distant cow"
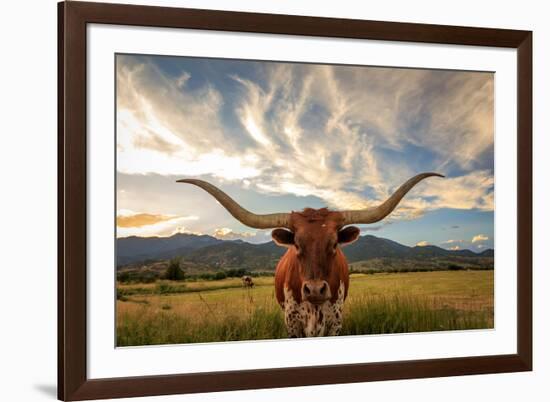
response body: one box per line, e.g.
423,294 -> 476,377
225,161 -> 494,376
242,275 -> 254,288
178,173 -> 442,338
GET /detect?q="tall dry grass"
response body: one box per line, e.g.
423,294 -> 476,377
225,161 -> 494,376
116,271 -> 493,346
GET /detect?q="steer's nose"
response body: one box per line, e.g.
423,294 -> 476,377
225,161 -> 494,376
302,280 -> 331,304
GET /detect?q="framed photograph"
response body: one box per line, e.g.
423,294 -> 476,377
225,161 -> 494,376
58,1 -> 532,400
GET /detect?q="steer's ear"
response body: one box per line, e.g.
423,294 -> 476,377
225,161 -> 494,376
272,229 -> 295,247
338,226 -> 360,246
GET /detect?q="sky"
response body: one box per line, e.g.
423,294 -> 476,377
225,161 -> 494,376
115,54 -> 494,252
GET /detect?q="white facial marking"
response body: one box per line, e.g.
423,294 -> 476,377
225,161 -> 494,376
283,282 -> 345,338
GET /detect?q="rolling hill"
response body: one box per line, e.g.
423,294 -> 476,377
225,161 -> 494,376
117,233 -> 493,270
117,233 -> 223,265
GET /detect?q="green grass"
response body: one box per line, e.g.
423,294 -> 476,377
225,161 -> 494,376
117,305 -> 287,345
342,295 -> 490,334
117,276 -> 274,297
116,271 -> 493,346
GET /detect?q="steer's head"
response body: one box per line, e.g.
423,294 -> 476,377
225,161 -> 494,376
177,173 -> 443,304
271,208 -> 358,304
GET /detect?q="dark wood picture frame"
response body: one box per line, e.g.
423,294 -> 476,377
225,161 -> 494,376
58,1 -> 532,400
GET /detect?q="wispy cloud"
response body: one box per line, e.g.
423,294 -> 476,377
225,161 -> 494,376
412,170 -> 494,211
116,55 -> 494,239
441,239 -> 464,245
360,224 -> 389,232
116,58 -> 260,180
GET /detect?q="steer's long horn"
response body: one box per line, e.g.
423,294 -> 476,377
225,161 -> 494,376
177,179 -> 291,229
341,172 -> 444,225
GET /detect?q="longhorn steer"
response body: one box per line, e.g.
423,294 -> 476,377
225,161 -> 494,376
242,275 -> 254,287
177,173 -> 442,338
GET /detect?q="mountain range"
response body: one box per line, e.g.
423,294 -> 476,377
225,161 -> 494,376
117,233 -> 493,268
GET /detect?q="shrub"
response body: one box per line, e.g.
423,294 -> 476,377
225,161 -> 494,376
117,270 -> 158,284
116,288 -> 126,300
164,257 -> 186,281
225,268 -> 248,278
155,282 -> 186,294
117,271 -> 131,283
213,271 -> 227,280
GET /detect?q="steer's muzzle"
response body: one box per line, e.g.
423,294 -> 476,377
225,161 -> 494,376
302,280 -> 331,305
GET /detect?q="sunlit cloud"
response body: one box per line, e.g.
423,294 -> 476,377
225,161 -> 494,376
441,239 -> 464,245
243,115 -> 271,146
213,227 -> 257,240
416,241 -> 430,247
412,170 -> 494,212
116,210 -> 199,238
116,58 -> 261,181
116,55 -> 494,239
472,234 -> 489,243
448,245 -> 461,251
117,212 -> 176,228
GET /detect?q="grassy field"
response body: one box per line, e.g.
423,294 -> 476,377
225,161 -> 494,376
116,270 -> 493,346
